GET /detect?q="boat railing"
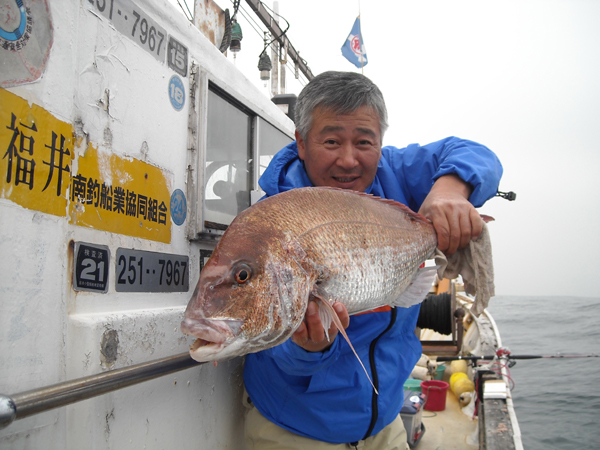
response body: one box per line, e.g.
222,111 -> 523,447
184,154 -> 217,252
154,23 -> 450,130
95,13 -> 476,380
0,352 -> 201,430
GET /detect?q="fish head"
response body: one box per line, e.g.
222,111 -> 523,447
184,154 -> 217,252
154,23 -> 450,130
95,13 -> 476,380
182,235 -> 312,362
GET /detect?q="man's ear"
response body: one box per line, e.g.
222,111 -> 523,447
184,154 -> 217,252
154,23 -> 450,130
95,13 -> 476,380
295,130 -> 306,160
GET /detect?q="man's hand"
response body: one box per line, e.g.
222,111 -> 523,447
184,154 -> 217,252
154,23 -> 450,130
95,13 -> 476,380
418,174 -> 482,255
291,300 -> 350,352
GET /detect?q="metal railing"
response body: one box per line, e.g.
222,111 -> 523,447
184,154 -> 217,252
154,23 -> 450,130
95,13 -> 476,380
0,352 -> 202,430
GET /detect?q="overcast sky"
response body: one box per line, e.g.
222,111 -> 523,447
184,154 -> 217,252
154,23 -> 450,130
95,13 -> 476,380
181,0 -> 600,298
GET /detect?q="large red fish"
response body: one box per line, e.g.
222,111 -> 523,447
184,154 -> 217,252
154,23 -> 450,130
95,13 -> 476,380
181,187 -> 438,370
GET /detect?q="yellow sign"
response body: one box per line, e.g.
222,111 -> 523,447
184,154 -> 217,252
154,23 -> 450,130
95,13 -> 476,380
1,88 -> 172,243
70,146 -> 171,243
0,87 -> 73,216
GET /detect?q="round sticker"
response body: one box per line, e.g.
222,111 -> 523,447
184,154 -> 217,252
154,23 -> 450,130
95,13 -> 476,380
168,75 -> 185,111
0,0 -> 54,88
0,4 -> 26,42
170,189 -> 187,226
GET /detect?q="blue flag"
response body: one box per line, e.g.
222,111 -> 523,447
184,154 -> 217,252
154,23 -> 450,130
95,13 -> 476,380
341,17 -> 368,68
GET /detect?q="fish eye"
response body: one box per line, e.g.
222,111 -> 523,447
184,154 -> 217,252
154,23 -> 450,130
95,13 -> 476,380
234,264 -> 252,284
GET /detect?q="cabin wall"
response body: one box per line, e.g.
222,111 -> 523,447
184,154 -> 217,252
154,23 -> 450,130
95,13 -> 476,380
0,0 -> 294,448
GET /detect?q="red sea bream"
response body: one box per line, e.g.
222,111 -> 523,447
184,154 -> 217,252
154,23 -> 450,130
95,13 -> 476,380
181,187 -> 438,365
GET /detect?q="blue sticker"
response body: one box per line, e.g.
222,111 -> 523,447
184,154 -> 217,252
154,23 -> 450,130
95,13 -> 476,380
168,75 -> 185,111
0,4 -> 26,41
170,189 -> 187,226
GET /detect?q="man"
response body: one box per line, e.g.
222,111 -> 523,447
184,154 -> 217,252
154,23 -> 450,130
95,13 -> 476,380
243,71 -> 503,449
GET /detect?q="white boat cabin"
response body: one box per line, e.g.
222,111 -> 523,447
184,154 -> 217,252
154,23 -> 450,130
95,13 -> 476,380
0,0 -> 294,448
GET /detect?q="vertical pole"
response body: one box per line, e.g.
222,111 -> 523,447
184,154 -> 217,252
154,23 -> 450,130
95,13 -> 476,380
280,41 -> 287,93
358,0 -> 364,74
270,1 -> 280,97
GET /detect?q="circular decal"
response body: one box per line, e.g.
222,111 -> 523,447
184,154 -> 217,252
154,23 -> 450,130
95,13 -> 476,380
351,35 -> 361,55
1,0 -> 53,88
170,189 -> 187,226
0,1 -> 27,43
168,75 -> 185,111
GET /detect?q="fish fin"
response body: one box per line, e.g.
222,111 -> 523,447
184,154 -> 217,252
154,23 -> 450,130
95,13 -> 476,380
317,301 -> 333,341
311,187 -> 431,225
313,294 -> 379,396
348,266 -> 437,315
391,266 -> 439,308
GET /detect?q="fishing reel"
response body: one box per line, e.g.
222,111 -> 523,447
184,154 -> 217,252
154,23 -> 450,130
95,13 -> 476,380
496,347 -> 517,368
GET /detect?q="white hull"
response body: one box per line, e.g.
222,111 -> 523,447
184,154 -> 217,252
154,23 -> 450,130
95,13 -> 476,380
0,0 -> 293,448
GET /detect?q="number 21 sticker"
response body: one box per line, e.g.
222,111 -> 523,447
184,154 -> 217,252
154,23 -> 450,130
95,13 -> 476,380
73,242 -> 110,293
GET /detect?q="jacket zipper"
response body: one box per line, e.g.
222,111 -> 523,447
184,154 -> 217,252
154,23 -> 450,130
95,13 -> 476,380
361,307 -> 398,440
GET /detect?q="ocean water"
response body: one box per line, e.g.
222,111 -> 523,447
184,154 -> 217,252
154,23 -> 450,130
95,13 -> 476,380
485,296 -> 600,450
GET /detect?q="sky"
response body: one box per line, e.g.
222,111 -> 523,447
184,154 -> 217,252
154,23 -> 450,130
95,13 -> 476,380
175,0 -> 600,298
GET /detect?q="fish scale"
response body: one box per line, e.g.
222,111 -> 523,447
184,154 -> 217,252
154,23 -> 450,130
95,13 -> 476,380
297,220 -> 434,313
182,187 -> 438,362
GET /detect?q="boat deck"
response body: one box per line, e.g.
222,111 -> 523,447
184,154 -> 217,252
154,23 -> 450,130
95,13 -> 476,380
418,389 -> 478,450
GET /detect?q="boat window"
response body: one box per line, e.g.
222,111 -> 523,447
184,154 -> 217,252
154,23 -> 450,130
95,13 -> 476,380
204,88 -> 252,228
257,116 -> 293,188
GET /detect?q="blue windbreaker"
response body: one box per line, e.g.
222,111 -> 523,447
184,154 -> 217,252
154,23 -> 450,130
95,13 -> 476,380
243,137 -> 503,444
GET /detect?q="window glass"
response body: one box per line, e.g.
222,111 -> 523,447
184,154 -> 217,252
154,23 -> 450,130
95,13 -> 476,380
205,89 -> 251,227
257,117 -> 293,180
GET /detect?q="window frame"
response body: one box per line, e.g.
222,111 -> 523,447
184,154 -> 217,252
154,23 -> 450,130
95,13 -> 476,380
188,69 -> 293,242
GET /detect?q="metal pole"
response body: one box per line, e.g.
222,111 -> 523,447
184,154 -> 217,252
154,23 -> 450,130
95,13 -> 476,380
0,352 -> 201,430
244,0 -> 314,81
270,1 -> 280,97
280,41 -> 287,93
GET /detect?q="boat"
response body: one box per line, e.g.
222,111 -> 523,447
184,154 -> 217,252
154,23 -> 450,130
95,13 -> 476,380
0,1 -> 521,448
403,280 -> 524,450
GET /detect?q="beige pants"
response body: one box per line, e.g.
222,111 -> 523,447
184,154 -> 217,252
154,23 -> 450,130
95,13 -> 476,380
243,393 -> 409,450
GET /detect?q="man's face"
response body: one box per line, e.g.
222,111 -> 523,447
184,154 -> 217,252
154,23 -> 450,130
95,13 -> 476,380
296,105 -> 382,193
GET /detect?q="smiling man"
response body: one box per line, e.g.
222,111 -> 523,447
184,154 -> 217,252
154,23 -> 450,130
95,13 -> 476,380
243,71 -> 503,450
296,105 -> 381,192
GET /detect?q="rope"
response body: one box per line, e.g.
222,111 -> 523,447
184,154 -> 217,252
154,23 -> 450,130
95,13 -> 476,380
417,293 -> 453,335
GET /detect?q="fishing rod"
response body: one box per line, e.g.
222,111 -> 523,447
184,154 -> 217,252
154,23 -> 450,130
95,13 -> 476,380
437,349 -> 599,362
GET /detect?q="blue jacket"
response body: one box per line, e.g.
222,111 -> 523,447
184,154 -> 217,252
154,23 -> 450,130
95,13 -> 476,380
243,137 -> 503,444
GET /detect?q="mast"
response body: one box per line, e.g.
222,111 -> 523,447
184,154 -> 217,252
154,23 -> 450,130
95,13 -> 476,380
244,0 -> 314,81
270,1 -> 280,96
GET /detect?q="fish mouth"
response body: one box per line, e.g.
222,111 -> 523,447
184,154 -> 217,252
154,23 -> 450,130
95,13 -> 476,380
181,317 -> 243,362
189,337 -> 224,359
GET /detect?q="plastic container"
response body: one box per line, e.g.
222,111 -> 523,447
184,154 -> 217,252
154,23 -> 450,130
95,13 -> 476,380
433,364 -> 446,380
400,390 -> 426,449
421,380 -> 449,411
404,378 -> 423,392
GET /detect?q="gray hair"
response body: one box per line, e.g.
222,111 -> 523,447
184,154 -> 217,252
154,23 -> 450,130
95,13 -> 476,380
295,71 -> 388,141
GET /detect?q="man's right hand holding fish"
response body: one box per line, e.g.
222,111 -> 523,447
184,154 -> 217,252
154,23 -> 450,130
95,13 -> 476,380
291,301 -> 350,353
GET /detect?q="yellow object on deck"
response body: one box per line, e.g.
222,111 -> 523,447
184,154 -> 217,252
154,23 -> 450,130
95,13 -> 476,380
449,359 -> 468,375
449,372 -> 475,399
436,278 -> 451,294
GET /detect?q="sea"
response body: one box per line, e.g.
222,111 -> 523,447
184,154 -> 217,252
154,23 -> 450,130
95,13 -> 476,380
485,296 -> 600,450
